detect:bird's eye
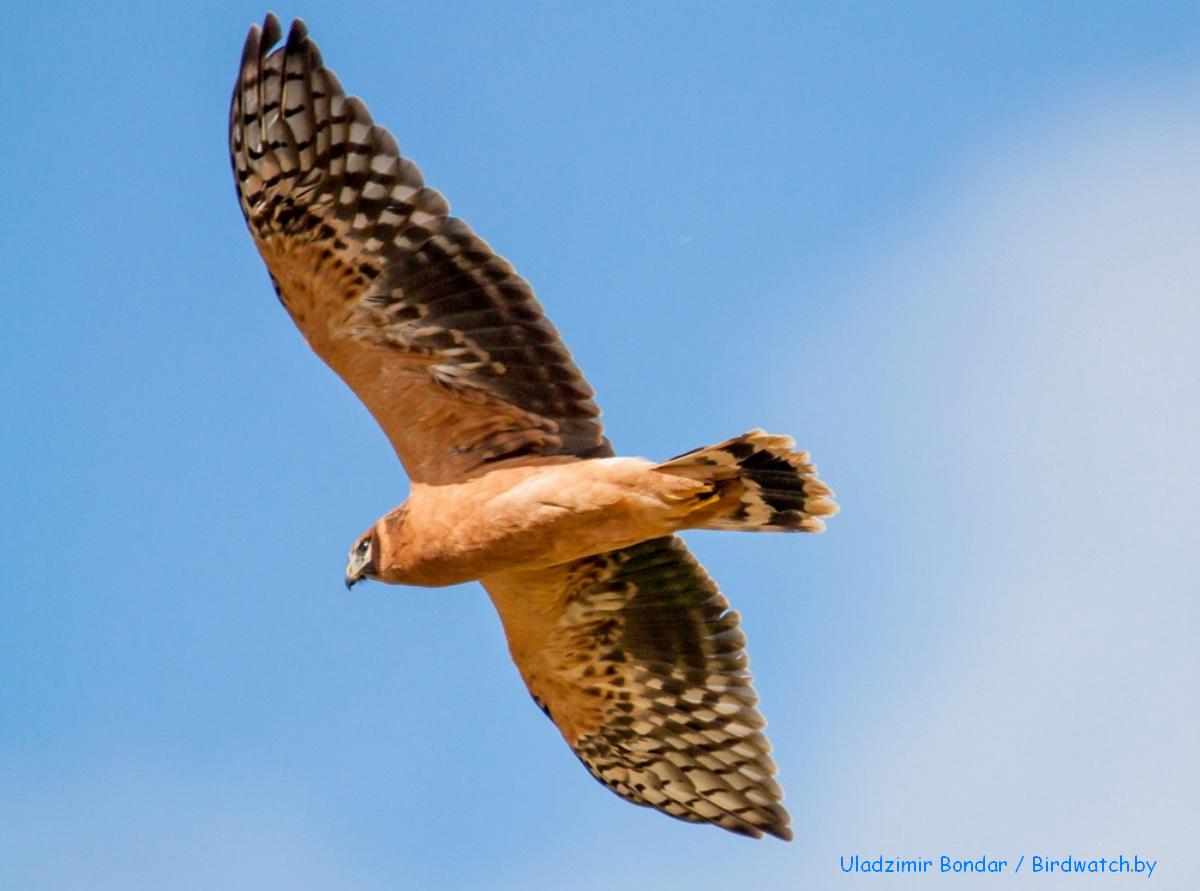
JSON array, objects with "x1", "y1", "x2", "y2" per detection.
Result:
[{"x1": 358, "y1": 539, "x2": 371, "y2": 556}]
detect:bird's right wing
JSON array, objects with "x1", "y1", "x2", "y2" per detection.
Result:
[
  {"x1": 230, "y1": 15, "x2": 611, "y2": 484},
  {"x1": 482, "y1": 536, "x2": 792, "y2": 840}
]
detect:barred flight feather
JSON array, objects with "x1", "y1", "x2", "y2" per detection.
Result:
[
  {"x1": 230, "y1": 14, "x2": 611, "y2": 484},
  {"x1": 484, "y1": 536, "x2": 793, "y2": 841}
]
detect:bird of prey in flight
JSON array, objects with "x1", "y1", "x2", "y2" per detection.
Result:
[{"x1": 229, "y1": 13, "x2": 836, "y2": 840}]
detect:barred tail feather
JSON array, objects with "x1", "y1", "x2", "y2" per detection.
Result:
[{"x1": 658, "y1": 430, "x2": 838, "y2": 532}]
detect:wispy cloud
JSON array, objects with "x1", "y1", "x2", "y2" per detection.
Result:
[{"x1": 761, "y1": 79, "x2": 1200, "y2": 888}]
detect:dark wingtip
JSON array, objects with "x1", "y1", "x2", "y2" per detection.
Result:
[
  {"x1": 286, "y1": 17, "x2": 309, "y2": 47},
  {"x1": 239, "y1": 20, "x2": 262, "y2": 73},
  {"x1": 771, "y1": 822, "x2": 795, "y2": 842},
  {"x1": 278, "y1": 18, "x2": 322, "y2": 73},
  {"x1": 261, "y1": 12, "x2": 283, "y2": 47}
]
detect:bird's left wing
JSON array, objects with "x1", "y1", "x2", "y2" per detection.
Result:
[
  {"x1": 229, "y1": 15, "x2": 611, "y2": 484},
  {"x1": 482, "y1": 536, "x2": 792, "y2": 840}
]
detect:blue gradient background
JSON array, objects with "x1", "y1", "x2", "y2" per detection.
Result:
[{"x1": 2, "y1": 3, "x2": 1197, "y2": 888}]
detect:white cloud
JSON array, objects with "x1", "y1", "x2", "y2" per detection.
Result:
[{"x1": 768, "y1": 79, "x2": 1200, "y2": 888}]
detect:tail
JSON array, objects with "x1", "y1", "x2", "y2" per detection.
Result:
[{"x1": 656, "y1": 430, "x2": 838, "y2": 532}]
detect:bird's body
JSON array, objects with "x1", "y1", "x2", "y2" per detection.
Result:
[
  {"x1": 230, "y1": 13, "x2": 836, "y2": 840},
  {"x1": 369, "y1": 458, "x2": 701, "y2": 587}
]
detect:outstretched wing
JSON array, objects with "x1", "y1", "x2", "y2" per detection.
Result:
[
  {"x1": 229, "y1": 15, "x2": 611, "y2": 484},
  {"x1": 482, "y1": 536, "x2": 792, "y2": 840}
]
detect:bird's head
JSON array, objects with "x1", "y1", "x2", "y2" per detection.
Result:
[{"x1": 345, "y1": 528, "x2": 379, "y2": 589}]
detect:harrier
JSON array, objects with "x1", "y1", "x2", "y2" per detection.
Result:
[{"x1": 230, "y1": 14, "x2": 836, "y2": 840}]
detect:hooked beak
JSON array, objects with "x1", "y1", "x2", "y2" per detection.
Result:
[
  {"x1": 345, "y1": 553, "x2": 374, "y2": 590},
  {"x1": 346, "y1": 531, "x2": 379, "y2": 591}
]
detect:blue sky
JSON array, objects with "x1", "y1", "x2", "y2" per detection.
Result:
[{"x1": 2, "y1": 2, "x2": 1198, "y2": 888}]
